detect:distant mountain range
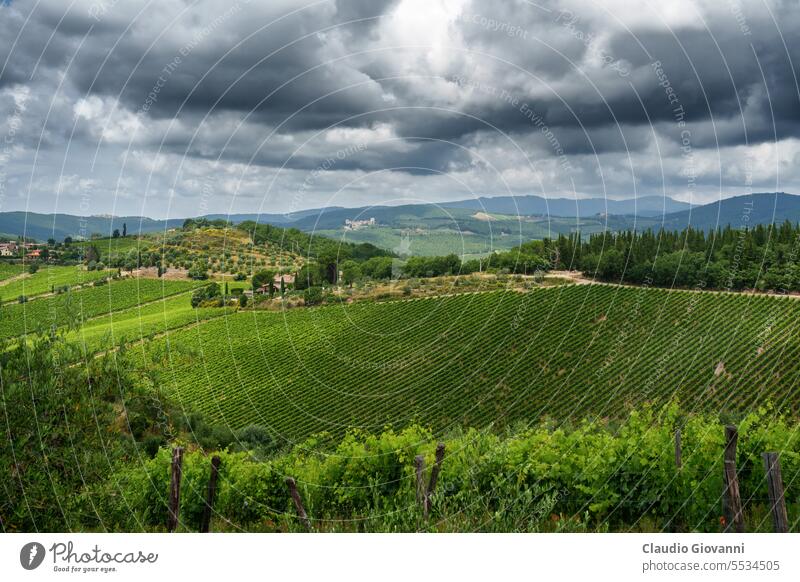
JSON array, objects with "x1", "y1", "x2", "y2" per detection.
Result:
[
  {"x1": 659, "y1": 192, "x2": 800, "y2": 231},
  {"x1": 0, "y1": 212, "x2": 184, "y2": 242},
  {"x1": 443, "y1": 194, "x2": 692, "y2": 217},
  {"x1": 1, "y1": 193, "x2": 798, "y2": 243}
]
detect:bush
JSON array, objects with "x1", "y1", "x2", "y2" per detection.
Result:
[
  {"x1": 188, "y1": 262, "x2": 209, "y2": 280},
  {"x1": 191, "y1": 283, "x2": 221, "y2": 308},
  {"x1": 303, "y1": 286, "x2": 324, "y2": 306}
]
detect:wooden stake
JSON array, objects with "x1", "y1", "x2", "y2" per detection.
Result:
[
  {"x1": 674, "y1": 428, "x2": 682, "y2": 469},
  {"x1": 414, "y1": 455, "x2": 426, "y2": 505},
  {"x1": 167, "y1": 447, "x2": 184, "y2": 532},
  {"x1": 285, "y1": 477, "x2": 311, "y2": 531},
  {"x1": 200, "y1": 455, "x2": 221, "y2": 533},
  {"x1": 424, "y1": 443, "x2": 446, "y2": 518},
  {"x1": 763, "y1": 452, "x2": 789, "y2": 533},
  {"x1": 723, "y1": 425, "x2": 744, "y2": 533}
]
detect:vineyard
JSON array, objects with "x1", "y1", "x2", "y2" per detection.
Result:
[
  {"x1": 69, "y1": 291, "x2": 231, "y2": 352},
  {"x1": 0, "y1": 264, "x2": 114, "y2": 301},
  {"x1": 0, "y1": 278, "x2": 202, "y2": 340},
  {"x1": 144, "y1": 284, "x2": 800, "y2": 440}
]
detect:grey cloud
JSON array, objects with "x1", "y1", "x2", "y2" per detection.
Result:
[{"x1": 1, "y1": 0, "x2": 799, "y2": 217}]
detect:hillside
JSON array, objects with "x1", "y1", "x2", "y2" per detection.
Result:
[
  {"x1": 0, "y1": 212, "x2": 183, "y2": 241},
  {"x1": 661, "y1": 192, "x2": 800, "y2": 231},
  {"x1": 2, "y1": 193, "x2": 796, "y2": 257},
  {"x1": 443, "y1": 194, "x2": 692, "y2": 217},
  {"x1": 140, "y1": 283, "x2": 800, "y2": 441}
]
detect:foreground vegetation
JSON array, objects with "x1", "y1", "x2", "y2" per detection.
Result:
[
  {"x1": 100, "y1": 403, "x2": 800, "y2": 533},
  {"x1": 2, "y1": 333, "x2": 797, "y2": 533}
]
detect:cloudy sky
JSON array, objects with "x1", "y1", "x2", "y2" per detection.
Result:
[{"x1": 0, "y1": 0, "x2": 798, "y2": 218}]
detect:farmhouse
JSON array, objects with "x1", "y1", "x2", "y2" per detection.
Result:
[
  {"x1": 344, "y1": 217, "x2": 376, "y2": 230},
  {"x1": 0, "y1": 242, "x2": 18, "y2": 257},
  {"x1": 255, "y1": 274, "x2": 295, "y2": 295}
]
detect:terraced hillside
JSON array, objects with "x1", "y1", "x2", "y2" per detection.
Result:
[{"x1": 146, "y1": 284, "x2": 800, "y2": 441}]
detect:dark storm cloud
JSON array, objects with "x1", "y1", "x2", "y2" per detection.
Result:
[
  {"x1": 0, "y1": 0, "x2": 799, "y2": 217},
  {"x1": 0, "y1": 2, "x2": 75, "y2": 88},
  {"x1": 8, "y1": 0, "x2": 799, "y2": 152}
]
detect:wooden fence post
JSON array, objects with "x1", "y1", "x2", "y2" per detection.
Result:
[
  {"x1": 424, "y1": 443, "x2": 446, "y2": 518},
  {"x1": 763, "y1": 452, "x2": 789, "y2": 533},
  {"x1": 200, "y1": 455, "x2": 221, "y2": 533},
  {"x1": 167, "y1": 446, "x2": 184, "y2": 532},
  {"x1": 414, "y1": 455, "x2": 426, "y2": 506},
  {"x1": 674, "y1": 428, "x2": 682, "y2": 469},
  {"x1": 722, "y1": 425, "x2": 744, "y2": 533},
  {"x1": 285, "y1": 477, "x2": 311, "y2": 531}
]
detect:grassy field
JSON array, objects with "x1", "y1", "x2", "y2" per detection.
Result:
[
  {"x1": 135, "y1": 284, "x2": 800, "y2": 440},
  {"x1": 0, "y1": 262, "x2": 24, "y2": 282},
  {"x1": 0, "y1": 264, "x2": 114, "y2": 300},
  {"x1": 316, "y1": 226, "x2": 543, "y2": 256}
]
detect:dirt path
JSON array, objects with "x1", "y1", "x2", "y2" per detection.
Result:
[
  {"x1": 548, "y1": 270, "x2": 800, "y2": 300},
  {"x1": 0, "y1": 272, "x2": 30, "y2": 288}
]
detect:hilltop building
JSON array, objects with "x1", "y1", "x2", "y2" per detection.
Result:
[{"x1": 344, "y1": 217, "x2": 376, "y2": 230}]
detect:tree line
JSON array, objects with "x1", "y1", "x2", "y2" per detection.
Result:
[{"x1": 542, "y1": 221, "x2": 800, "y2": 291}]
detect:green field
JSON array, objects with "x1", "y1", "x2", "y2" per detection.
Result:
[
  {"x1": 316, "y1": 227, "x2": 527, "y2": 256},
  {"x1": 68, "y1": 291, "x2": 230, "y2": 352},
  {"x1": 138, "y1": 284, "x2": 800, "y2": 440},
  {"x1": 0, "y1": 277, "x2": 202, "y2": 340},
  {"x1": 0, "y1": 264, "x2": 114, "y2": 300},
  {"x1": 0, "y1": 262, "x2": 24, "y2": 282},
  {"x1": 313, "y1": 213, "x2": 615, "y2": 256}
]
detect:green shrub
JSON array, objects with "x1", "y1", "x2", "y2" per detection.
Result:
[{"x1": 303, "y1": 286, "x2": 323, "y2": 306}]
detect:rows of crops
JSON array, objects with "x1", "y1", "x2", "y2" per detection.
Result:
[
  {"x1": 145, "y1": 284, "x2": 800, "y2": 441},
  {"x1": 0, "y1": 265, "x2": 114, "y2": 301},
  {"x1": 0, "y1": 277, "x2": 202, "y2": 340},
  {"x1": 69, "y1": 291, "x2": 230, "y2": 352}
]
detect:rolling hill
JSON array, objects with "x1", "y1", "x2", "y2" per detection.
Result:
[
  {"x1": 2, "y1": 193, "x2": 797, "y2": 256},
  {"x1": 660, "y1": 192, "x2": 800, "y2": 231},
  {"x1": 442, "y1": 194, "x2": 692, "y2": 217},
  {"x1": 138, "y1": 283, "x2": 800, "y2": 441},
  {"x1": 0, "y1": 212, "x2": 183, "y2": 242}
]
